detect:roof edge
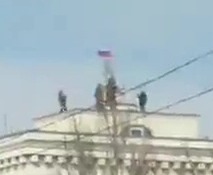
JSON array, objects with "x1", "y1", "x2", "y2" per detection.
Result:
[{"x1": 34, "y1": 108, "x2": 200, "y2": 122}]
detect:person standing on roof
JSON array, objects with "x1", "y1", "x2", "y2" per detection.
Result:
[
  {"x1": 138, "y1": 91, "x2": 147, "y2": 112},
  {"x1": 94, "y1": 83, "x2": 105, "y2": 112},
  {"x1": 58, "y1": 90, "x2": 67, "y2": 113},
  {"x1": 106, "y1": 76, "x2": 117, "y2": 109}
]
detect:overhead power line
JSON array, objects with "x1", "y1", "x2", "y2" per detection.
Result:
[
  {"x1": 124, "y1": 50, "x2": 213, "y2": 94},
  {"x1": 36, "y1": 107, "x2": 94, "y2": 129},
  {"x1": 33, "y1": 86, "x2": 213, "y2": 155},
  {"x1": 37, "y1": 50, "x2": 213, "y2": 130},
  {"x1": 4, "y1": 49, "x2": 212, "y2": 158},
  {"x1": 156, "y1": 87, "x2": 213, "y2": 112},
  {"x1": 90, "y1": 86, "x2": 213, "y2": 138}
]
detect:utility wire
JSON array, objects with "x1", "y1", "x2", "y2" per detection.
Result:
[
  {"x1": 22, "y1": 86, "x2": 210, "y2": 175},
  {"x1": 89, "y1": 86, "x2": 213, "y2": 138},
  {"x1": 2, "y1": 50, "x2": 212, "y2": 161},
  {"x1": 156, "y1": 87, "x2": 213, "y2": 112},
  {"x1": 4, "y1": 50, "x2": 213, "y2": 156},
  {"x1": 37, "y1": 50, "x2": 213, "y2": 130},
  {"x1": 35, "y1": 107, "x2": 93, "y2": 129},
  {"x1": 3, "y1": 50, "x2": 212, "y2": 174},
  {"x1": 123, "y1": 50, "x2": 213, "y2": 94},
  {"x1": 38, "y1": 85, "x2": 213, "y2": 137},
  {"x1": 32, "y1": 86, "x2": 213, "y2": 155}
]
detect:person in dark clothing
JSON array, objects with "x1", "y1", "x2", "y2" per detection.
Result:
[
  {"x1": 106, "y1": 76, "x2": 117, "y2": 109},
  {"x1": 58, "y1": 90, "x2": 67, "y2": 113},
  {"x1": 94, "y1": 83, "x2": 105, "y2": 112},
  {"x1": 138, "y1": 91, "x2": 147, "y2": 112}
]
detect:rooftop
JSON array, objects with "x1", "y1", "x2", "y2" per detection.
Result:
[{"x1": 34, "y1": 103, "x2": 200, "y2": 122}]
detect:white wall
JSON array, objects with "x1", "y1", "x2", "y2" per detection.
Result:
[
  {"x1": 128, "y1": 114, "x2": 199, "y2": 138},
  {"x1": 35, "y1": 109, "x2": 199, "y2": 138}
]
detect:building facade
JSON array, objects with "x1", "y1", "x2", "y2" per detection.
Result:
[{"x1": 0, "y1": 103, "x2": 212, "y2": 175}]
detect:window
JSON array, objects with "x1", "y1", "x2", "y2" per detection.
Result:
[
  {"x1": 128, "y1": 126, "x2": 152, "y2": 138},
  {"x1": 130, "y1": 127, "x2": 145, "y2": 137},
  {"x1": 131, "y1": 129, "x2": 142, "y2": 137}
]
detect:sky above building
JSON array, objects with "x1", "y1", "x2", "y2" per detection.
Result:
[{"x1": 0, "y1": 0, "x2": 213, "y2": 137}]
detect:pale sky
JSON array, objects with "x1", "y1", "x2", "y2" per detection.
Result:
[{"x1": 0, "y1": 0, "x2": 213, "y2": 137}]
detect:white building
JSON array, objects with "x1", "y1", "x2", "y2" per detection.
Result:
[{"x1": 0, "y1": 103, "x2": 212, "y2": 175}]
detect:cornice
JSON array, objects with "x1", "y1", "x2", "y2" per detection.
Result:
[
  {"x1": 0, "y1": 154, "x2": 213, "y2": 172},
  {"x1": 1, "y1": 131, "x2": 213, "y2": 151}
]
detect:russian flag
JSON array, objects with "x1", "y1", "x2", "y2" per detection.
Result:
[{"x1": 98, "y1": 50, "x2": 113, "y2": 60}]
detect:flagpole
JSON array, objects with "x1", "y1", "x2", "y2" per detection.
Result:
[
  {"x1": 98, "y1": 50, "x2": 119, "y2": 175},
  {"x1": 98, "y1": 50, "x2": 114, "y2": 102}
]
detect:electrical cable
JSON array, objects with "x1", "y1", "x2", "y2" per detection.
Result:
[
  {"x1": 37, "y1": 50, "x2": 213, "y2": 130},
  {"x1": 32, "y1": 86, "x2": 213, "y2": 154},
  {"x1": 123, "y1": 50, "x2": 213, "y2": 94}
]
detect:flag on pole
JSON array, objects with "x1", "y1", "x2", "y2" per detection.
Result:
[
  {"x1": 98, "y1": 49, "x2": 114, "y2": 83},
  {"x1": 98, "y1": 50, "x2": 113, "y2": 60}
]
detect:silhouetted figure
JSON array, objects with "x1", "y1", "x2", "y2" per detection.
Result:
[
  {"x1": 138, "y1": 91, "x2": 147, "y2": 112},
  {"x1": 106, "y1": 76, "x2": 117, "y2": 109},
  {"x1": 58, "y1": 90, "x2": 67, "y2": 113},
  {"x1": 94, "y1": 83, "x2": 105, "y2": 112}
]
